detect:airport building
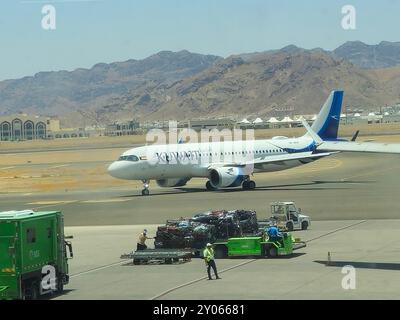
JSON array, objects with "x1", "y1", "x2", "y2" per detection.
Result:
[
  {"x1": 104, "y1": 120, "x2": 141, "y2": 136},
  {"x1": 0, "y1": 113, "x2": 91, "y2": 141},
  {"x1": 181, "y1": 119, "x2": 237, "y2": 130},
  {"x1": 0, "y1": 114, "x2": 60, "y2": 141}
]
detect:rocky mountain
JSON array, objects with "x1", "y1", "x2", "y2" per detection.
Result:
[
  {"x1": 110, "y1": 49, "x2": 399, "y2": 121},
  {"x1": 333, "y1": 41, "x2": 400, "y2": 69},
  {"x1": 0, "y1": 50, "x2": 221, "y2": 121},
  {"x1": 236, "y1": 45, "x2": 308, "y2": 62},
  {"x1": 1, "y1": 41, "x2": 400, "y2": 125}
]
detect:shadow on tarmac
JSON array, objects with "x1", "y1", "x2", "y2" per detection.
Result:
[
  {"x1": 314, "y1": 260, "x2": 400, "y2": 271},
  {"x1": 118, "y1": 180, "x2": 375, "y2": 198},
  {"x1": 44, "y1": 289, "x2": 75, "y2": 300},
  {"x1": 219, "y1": 252, "x2": 306, "y2": 260}
]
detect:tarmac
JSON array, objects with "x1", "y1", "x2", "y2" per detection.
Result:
[
  {"x1": 57, "y1": 220, "x2": 400, "y2": 300},
  {"x1": 1, "y1": 152, "x2": 400, "y2": 299},
  {"x1": 1, "y1": 153, "x2": 400, "y2": 224}
]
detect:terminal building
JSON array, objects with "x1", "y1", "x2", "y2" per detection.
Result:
[
  {"x1": 180, "y1": 119, "x2": 237, "y2": 131},
  {"x1": 0, "y1": 114, "x2": 60, "y2": 141},
  {"x1": 0, "y1": 114, "x2": 90, "y2": 141},
  {"x1": 104, "y1": 120, "x2": 141, "y2": 136}
]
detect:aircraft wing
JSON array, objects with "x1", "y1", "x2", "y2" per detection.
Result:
[
  {"x1": 317, "y1": 141, "x2": 400, "y2": 154},
  {"x1": 210, "y1": 151, "x2": 335, "y2": 168},
  {"x1": 301, "y1": 118, "x2": 400, "y2": 154}
]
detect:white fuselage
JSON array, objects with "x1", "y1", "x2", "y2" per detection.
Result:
[{"x1": 107, "y1": 135, "x2": 317, "y2": 181}]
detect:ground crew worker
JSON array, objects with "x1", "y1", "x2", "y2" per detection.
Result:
[
  {"x1": 266, "y1": 225, "x2": 282, "y2": 242},
  {"x1": 203, "y1": 243, "x2": 221, "y2": 280},
  {"x1": 137, "y1": 229, "x2": 152, "y2": 251}
]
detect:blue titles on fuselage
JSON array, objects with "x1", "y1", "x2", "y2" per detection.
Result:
[{"x1": 156, "y1": 151, "x2": 200, "y2": 163}]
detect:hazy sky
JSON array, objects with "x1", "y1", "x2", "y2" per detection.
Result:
[{"x1": 1, "y1": 0, "x2": 400, "y2": 80}]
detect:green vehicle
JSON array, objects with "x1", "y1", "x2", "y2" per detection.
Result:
[
  {"x1": 0, "y1": 210, "x2": 73, "y2": 300},
  {"x1": 213, "y1": 233, "x2": 306, "y2": 258}
]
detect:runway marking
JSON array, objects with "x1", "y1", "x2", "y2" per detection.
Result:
[
  {"x1": 28, "y1": 200, "x2": 76, "y2": 205},
  {"x1": 0, "y1": 166, "x2": 16, "y2": 170},
  {"x1": 70, "y1": 261, "x2": 128, "y2": 278},
  {"x1": 50, "y1": 164, "x2": 70, "y2": 169},
  {"x1": 344, "y1": 164, "x2": 400, "y2": 181},
  {"x1": 150, "y1": 260, "x2": 256, "y2": 300},
  {"x1": 305, "y1": 220, "x2": 367, "y2": 243},
  {"x1": 274, "y1": 159, "x2": 343, "y2": 177},
  {"x1": 81, "y1": 199, "x2": 131, "y2": 203}
]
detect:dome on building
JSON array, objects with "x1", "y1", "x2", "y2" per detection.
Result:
[
  {"x1": 267, "y1": 117, "x2": 279, "y2": 123},
  {"x1": 281, "y1": 116, "x2": 294, "y2": 123}
]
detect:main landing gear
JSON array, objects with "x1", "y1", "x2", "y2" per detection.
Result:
[
  {"x1": 205, "y1": 179, "x2": 256, "y2": 191},
  {"x1": 242, "y1": 179, "x2": 256, "y2": 190},
  {"x1": 206, "y1": 181, "x2": 217, "y2": 191},
  {"x1": 141, "y1": 180, "x2": 150, "y2": 196}
]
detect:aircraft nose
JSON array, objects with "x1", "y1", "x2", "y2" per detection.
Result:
[{"x1": 107, "y1": 162, "x2": 128, "y2": 179}]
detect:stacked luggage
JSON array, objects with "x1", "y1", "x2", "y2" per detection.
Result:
[
  {"x1": 154, "y1": 220, "x2": 194, "y2": 249},
  {"x1": 155, "y1": 209, "x2": 258, "y2": 249},
  {"x1": 191, "y1": 223, "x2": 217, "y2": 249},
  {"x1": 192, "y1": 210, "x2": 241, "y2": 239},
  {"x1": 233, "y1": 210, "x2": 258, "y2": 234}
]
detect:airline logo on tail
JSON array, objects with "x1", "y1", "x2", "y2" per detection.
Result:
[{"x1": 311, "y1": 90, "x2": 344, "y2": 141}]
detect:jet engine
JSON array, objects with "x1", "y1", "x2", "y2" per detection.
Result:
[
  {"x1": 209, "y1": 167, "x2": 246, "y2": 188},
  {"x1": 156, "y1": 177, "x2": 191, "y2": 188}
]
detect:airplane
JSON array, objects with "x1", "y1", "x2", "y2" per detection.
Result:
[{"x1": 108, "y1": 90, "x2": 400, "y2": 195}]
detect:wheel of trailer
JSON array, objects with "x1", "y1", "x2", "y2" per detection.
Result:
[
  {"x1": 248, "y1": 181, "x2": 256, "y2": 190},
  {"x1": 301, "y1": 221, "x2": 308, "y2": 230},
  {"x1": 165, "y1": 258, "x2": 172, "y2": 264},
  {"x1": 214, "y1": 245, "x2": 228, "y2": 259},
  {"x1": 268, "y1": 247, "x2": 278, "y2": 258},
  {"x1": 286, "y1": 222, "x2": 294, "y2": 231},
  {"x1": 142, "y1": 189, "x2": 149, "y2": 196},
  {"x1": 133, "y1": 259, "x2": 140, "y2": 265},
  {"x1": 56, "y1": 277, "x2": 64, "y2": 294},
  {"x1": 173, "y1": 258, "x2": 179, "y2": 263}
]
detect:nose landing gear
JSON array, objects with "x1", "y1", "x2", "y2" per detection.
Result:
[{"x1": 141, "y1": 180, "x2": 150, "y2": 196}]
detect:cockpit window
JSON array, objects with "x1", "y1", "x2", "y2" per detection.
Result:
[{"x1": 118, "y1": 155, "x2": 139, "y2": 162}]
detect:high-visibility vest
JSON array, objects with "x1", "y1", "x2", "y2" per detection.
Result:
[{"x1": 203, "y1": 248, "x2": 214, "y2": 262}]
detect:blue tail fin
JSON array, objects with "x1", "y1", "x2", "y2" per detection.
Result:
[{"x1": 311, "y1": 90, "x2": 343, "y2": 141}]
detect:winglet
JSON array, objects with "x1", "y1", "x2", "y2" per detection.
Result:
[
  {"x1": 351, "y1": 130, "x2": 360, "y2": 142},
  {"x1": 301, "y1": 118, "x2": 323, "y2": 145}
]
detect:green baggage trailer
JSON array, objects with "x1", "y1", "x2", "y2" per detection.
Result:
[
  {"x1": 0, "y1": 210, "x2": 73, "y2": 300},
  {"x1": 213, "y1": 233, "x2": 306, "y2": 258}
]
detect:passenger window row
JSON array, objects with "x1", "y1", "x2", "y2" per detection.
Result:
[
  {"x1": 118, "y1": 149, "x2": 284, "y2": 161},
  {"x1": 197, "y1": 149, "x2": 284, "y2": 157}
]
